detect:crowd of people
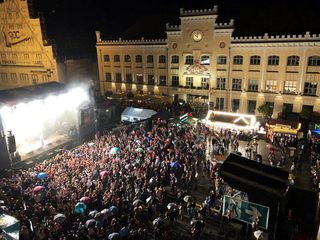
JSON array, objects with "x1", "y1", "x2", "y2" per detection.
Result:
[
  {"x1": 309, "y1": 136, "x2": 320, "y2": 192},
  {"x1": 0, "y1": 119, "x2": 225, "y2": 240}
]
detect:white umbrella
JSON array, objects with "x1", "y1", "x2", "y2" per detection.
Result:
[
  {"x1": 167, "y1": 202, "x2": 177, "y2": 210},
  {"x1": 53, "y1": 213, "x2": 66, "y2": 223},
  {"x1": 254, "y1": 230, "x2": 267, "y2": 240},
  {"x1": 183, "y1": 195, "x2": 194, "y2": 203}
]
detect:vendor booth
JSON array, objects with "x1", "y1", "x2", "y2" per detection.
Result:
[
  {"x1": 121, "y1": 107, "x2": 157, "y2": 123},
  {"x1": 266, "y1": 119, "x2": 301, "y2": 140},
  {"x1": 204, "y1": 110, "x2": 260, "y2": 131}
]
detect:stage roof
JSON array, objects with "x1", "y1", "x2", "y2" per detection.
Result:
[{"x1": 0, "y1": 82, "x2": 66, "y2": 106}]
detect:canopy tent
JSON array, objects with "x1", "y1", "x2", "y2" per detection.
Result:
[
  {"x1": 153, "y1": 109, "x2": 172, "y2": 120},
  {"x1": 121, "y1": 107, "x2": 157, "y2": 123},
  {"x1": 266, "y1": 119, "x2": 301, "y2": 135}
]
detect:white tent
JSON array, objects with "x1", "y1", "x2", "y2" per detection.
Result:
[{"x1": 121, "y1": 107, "x2": 157, "y2": 123}]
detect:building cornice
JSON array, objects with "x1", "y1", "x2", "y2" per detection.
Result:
[{"x1": 96, "y1": 37, "x2": 167, "y2": 46}]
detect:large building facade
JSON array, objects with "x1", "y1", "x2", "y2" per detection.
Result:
[
  {"x1": 96, "y1": 6, "x2": 320, "y2": 117},
  {"x1": 0, "y1": 0, "x2": 59, "y2": 89}
]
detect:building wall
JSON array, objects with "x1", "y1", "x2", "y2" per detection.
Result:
[
  {"x1": 0, "y1": 0, "x2": 59, "y2": 89},
  {"x1": 96, "y1": 6, "x2": 320, "y2": 116}
]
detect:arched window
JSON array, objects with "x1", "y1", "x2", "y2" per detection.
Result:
[
  {"x1": 159, "y1": 55, "x2": 166, "y2": 63},
  {"x1": 233, "y1": 55, "x2": 243, "y2": 65},
  {"x1": 171, "y1": 55, "x2": 179, "y2": 64},
  {"x1": 185, "y1": 55, "x2": 194, "y2": 65},
  {"x1": 308, "y1": 56, "x2": 320, "y2": 66},
  {"x1": 201, "y1": 55, "x2": 210, "y2": 65},
  {"x1": 135, "y1": 55, "x2": 142, "y2": 63},
  {"x1": 217, "y1": 56, "x2": 227, "y2": 65},
  {"x1": 147, "y1": 55, "x2": 153, "y2": 63},
  {"x1": 103, "y1": 54, "x2": 110, "y2": 62},
  {"x1": 114, "y1": 55, "x2": 120, "y2": 62},
  {"x1": 250, "y1": 55, "x2": 261, "y2": 65},
  {"x1": 287, "y1": 56, "x2": 300, "y2": 66},
  {"x1": 268, "y1": 55, "x2": 279, "y2": 65},
  {"x1": 124, "y1": 55, "x2": 131, "y2": 62}
]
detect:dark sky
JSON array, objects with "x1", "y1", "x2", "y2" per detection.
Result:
[{"x1": 29, "y1": 0, "x2": 320, "y2": 59}]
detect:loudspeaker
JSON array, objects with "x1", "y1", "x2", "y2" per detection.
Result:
[{"x1": 6, "y1": 134, "x2": 16, "y2": 154}]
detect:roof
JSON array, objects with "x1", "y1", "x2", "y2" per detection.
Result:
[
  {"x1": 121, "y1": 107, "x2": 157, "y2": 120},
  {"x1": 266, "y1": 118, "x2": 300, "y2": 129},
  {"x1": 0, "y1": 82, "x2": 66, "y2": 106},
  {"x1": 218, "y1": 153, "x2": 289, "y2": 200}
]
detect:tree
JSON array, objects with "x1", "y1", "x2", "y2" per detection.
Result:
[
  {"x1": 257, "y1": 103, "x2": 273, "y2": 119},
  {"x1": 299, "y1": 107, "x2": 312, "y2": 120}
]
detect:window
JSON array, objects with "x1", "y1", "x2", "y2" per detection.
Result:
[
  {"x1": 31, "y1": 74, "x2": 38, "y2": 84},
  {"x1": 266, "y1": 80, "x2": 277, "y2": 92},
  {"x1": 287, "y1": 56, "x2": 299, "y2": 66},
  {"x1": 159, "y1": 55, "x2": 166, "y2": 63},
  {"x1": 10, "y1": 73, "x2": 17, "y2": 83},
  {"x1": 104, "y1": 54, "x2": 110, "y2": 62},
  {"x1": 248, "y1": 80, "x2": 259, "y2": 92},
  {"x1": 185, "y1": 55, "x2": 194, "y2": 65},
  {"x1": 136, "y1": 74, "x2": 143, "y2": 84},
  {"x1": 248, "y1": 100, "x2": 256, "y2": 114},
  {"x1": 42, "y1": 75, "x2": 49, "y2": 82},
  {"x1": 233, "y1": 55, "x2": 243, "y2": 65},
  {"x1": 304, "y1": 82, "x2": 317, "y2": 96},
  {"x1": 20, "y1": 73, "x2": 29, "y2": 84},
  {"x1": 216, "y1": 78, "x2": 226, "y2": 90},
  {"x1": 159, "y1": 76, "x2": 166, "y2": 86},
  {"x1": 12, "y1": 54, "x2": 18, "y2": 60},
  {"x1": 217, "y1": 56, "x2": 227, "y2": 65},
  {"x1": 232, "y1": 99, "x2": 240, "y2": 112},
  {"x1": 265, "y1": 102, "x2": 274, "y2": 115},
  {"x1": 201, "y1": 77, "x2": 209, "y2": 89},
  {"x1": 23, "y1": 54, "x2": 29, "y2": 60},
  {"x1": 284, "y1": 81, "x2": 297, "y2": 93},
  {"x1": 114, "y1": 55, "x2": 120, "y2": 62},
  {"x1": 36, "y1": 54, "x2": 41, "y2": 60},
  {"x1": 268, "y1": 55, "x2": 279, "y2": 65},
  {"x1": 125, "y1": 73, "x2": 132, "y2": 83},
  {"x1": 124, "y1": 55, "x2": 131, "y2": 63},
  {"x1": 186, "y1": 77, "x2": 193, "y2": 87},
  {"x1": 172, "y1": 75, "x2": 179, "y2": 86},
  {"x1": 201, "y1": 55, "x2": 210, "y2": 65},
  {"x1": 308, "y1": 56, "x2": 320, "y2": 66},
  {"x1": 105, "y1": 72, "x2": 112, "y2": 81},
  {"x1": 171, "y1": 55, "x2": 179, "y2": 64},
  {"x1": 216, "y1": 97, "x2": 224, "y2": 110},
  {"x1": 147, "y1": 55, "x2": 153, "y2": 63},
  {"x1": 135, "y1": 55, "x2": 142, "y2": 63},
  {"x1": 232, "y1": 79, "x2": 242, "y2": 91},
  {"x1": 0, "y1": 73, "x2": 8, "y2": 83},
  {"x1": 148, "y1": 75, "x2": 154, "y2": 85},
  {"x1": 115, "y1": 73, "x2": 122, "y2": 82},
  {"x1": 250, "y1": 55, "x2": 261, "y2": 65}
]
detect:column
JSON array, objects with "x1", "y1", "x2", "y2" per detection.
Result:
[{"x1": 273, "y1": 94, "x2": 284, "y2": 117}]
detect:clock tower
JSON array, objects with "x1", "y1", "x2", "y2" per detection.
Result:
[{"x1": 0, "y1": 0, "x2": 59, "y2": 89}]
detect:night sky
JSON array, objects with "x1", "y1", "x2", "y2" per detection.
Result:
[{"x1": 29, "y1": 0, "x2": 320, "y2": 59}]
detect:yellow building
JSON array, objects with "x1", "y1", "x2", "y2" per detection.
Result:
[
  {"x1": 96, "y1": 5, "x2": 320, "y2": 116},
  {"x1": 0, "y1": 0, "x2": 59, "y2": 89}
]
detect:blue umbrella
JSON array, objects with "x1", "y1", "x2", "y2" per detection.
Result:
[
  {"x1": 109, "y1": 206, "x2": 118, "y2": 215},
  {"x1": 37, "y1": 172, "x2": 48, "y2": 179},
  {"x1": 74, "y1": 202, "x2": 87, "y2": 214},
  {"x1": 110, "y1": 147, "x2": 120, "y2": 155},
  {"x1": 170, "y1": 161, "x2": 180, "y2": 169}
]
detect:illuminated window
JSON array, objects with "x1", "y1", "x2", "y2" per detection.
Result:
[
  {"x1": 201, "y1": 77, "x2": 209, "y2": 89},
  {"x1": 216, "y1": 97, "x2": 224, "y2": 110},
  {"x1": 232, "y1": 79, "x2": 242, "y2": 91},
  {"x1": 159, "y1": 55, "x2": 166, "y2": 63},
  {"x1": 233, "y1": 55, "x2": 243, "y2": 65},
  {"x1": 201, "y1": 55, "x2": 210, "y2": 65},
  {"x1": 304, "y1": 82, "x2": 317, "y2": 96},
  {"x1": 216, "y1": 78, "x2": 226, "y2": 89},
  {"x1": 171, "y1": 55, "x2": 179, "y2": 64},
  {"x1": 308, "y1": 56, "x2": 320, "y2": 66},
  {"x1": 147, "y1": 55, "x2": 153, "y2": 63},
  {"x1": 124, "y1": 55, "x2": 131, "y2": 63},
  {"x1": 248, "y1": 80, "x2": 258, "y2": 92},
  {"x1": 103, "y1": 55, "x2": 110, "y2": 62},
  {"x1": 136, "y1": 74, "x2": 143, "y2": 84},
  {"x1": 185, "y1": 55, "x2": 194, "y2": 65},
  {"x1": 250, "y1": 55, "x2": 261, "y2": 65},
  {"x1": 268, "y1": 55, "x2": 279, "y2": 65},
  {"x1": 266, "y1": 80, "x2": 277, "y2": 92},
  {"x1": 287, "y1": 56, "x2": 300, "y2": 66},
  {"x1": 217, "y1": 56, "x2": 227, "y2": 65},
  {"x1": 159, "y1": 75, "x2": 166, "y2": 86},
  {"x1": 186, "y1": 77, "x2": 193, "y2": 87},
  {"x1": 283, "y1": 81, "x2": 297, "y2": 93},
  {"x1": 172, "y1": 75, "x2": 179, "y2": 86},
  {"x1": 135, "y1": 55, "x2": 142, "y2": 63},
  {"x1": 115, "y1": 73, "x2": 121, "y2": 82},
  {"x1": 114, "y1": 55, "x2": 120, "y2": 62}
]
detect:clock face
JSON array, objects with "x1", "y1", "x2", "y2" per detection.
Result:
[
  {"x1": 192, "y1": 30, "x2": 203, "y2": 42},
  {"x1": 172, "y1": 42, "x2": 177, "y2": 49},
  {"x1": 219, "y1": 42, "x2": 226, "y2": 48}
]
